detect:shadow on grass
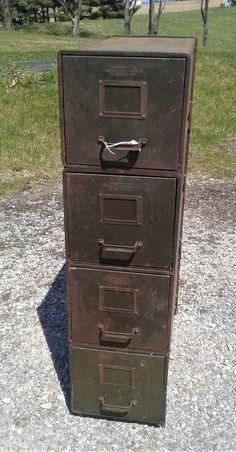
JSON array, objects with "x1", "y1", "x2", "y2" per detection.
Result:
[
  {"x1": 37, "y1": 264, "x2": 70, "y2": 411},
  {"x1": 14, "y1": 22, "x2": 103, "y2": 38},
  {"x1": 79, "y1": 29, "x2": 97, "y2": 38}
]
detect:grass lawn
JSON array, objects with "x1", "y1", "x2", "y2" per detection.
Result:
[{"x1": 0, "y1": 7, "x2": 236, "y2": 194}]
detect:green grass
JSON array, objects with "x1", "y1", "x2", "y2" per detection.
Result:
[
  {"x1": 0, "y1": 67, "x2": 60, "y2": 194},
  {"x1": 1, "y1": 8, "x2": 236, "y2": 60},
  {"x1": 0, "y1": 7, "x2": 236, "y2": 194}
]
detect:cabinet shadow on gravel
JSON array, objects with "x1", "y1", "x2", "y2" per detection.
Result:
[{"x1": 37, "y1": 264, "x2": 70, "y2": 411}]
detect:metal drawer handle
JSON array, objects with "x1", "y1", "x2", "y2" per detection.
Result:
[
  {"x1": 98, "y1": 323, "x2": 140, "y2": 344},
  {"x1": 97, "y1": 136, "x2": 148, "y2": 155},
  {"x1": 98, "y1": 239, "x2": 143, "y2": 254},
  {"x1": 98, "y1": 396, "x2": 137, "y2": 414}
]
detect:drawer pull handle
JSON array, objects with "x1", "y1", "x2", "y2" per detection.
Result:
[
  {"x1": 97, "y1": 136, "x2": 148, "y2": 155},
  {"x1": 98, "y1": 396, "x2": 137, "y2": 414},
  {"x1": 98, "y1": 323, "x2": 140, "y2": 344},
  {"x1": 98, "y1": 239, "x2": 143, "y2": 254}
]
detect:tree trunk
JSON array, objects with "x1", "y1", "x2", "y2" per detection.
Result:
[
  {"x1": 72, "y1": 0, "x2": 82, "y2": 37},
  {"x1": 53, "y1": 6, "x2": 57, "y2": 22},
  {"x1": 16, "y1": 2, "x2": 23, "y2": 25},
  {"x1": 124, "y1": 0, "x2": 130, "y2": 36},
  {"x1": 0, "y1": 0, "x2": 14, "y2": 30},
  {"x1": 149, "y1": 0, "x2": 166, "y2": 36},
  {"x1": 148, "y1": 0, "x2": 155, "y2": 35},
  {"x1": 201, "y1": 0, "x2": 209, "y2": 47},
  {"x1": 153, "y1": 7, "x2": 162, "y2": 34},
  {"x1": 154, "y1": 15, "x2": 161, "y2": 34},
  {"x1": 202, "y1": 22, "x2": 208, "y2": 46},
  {"x1": 42, "y1": 7, "x2": 45, "y2": 22},
  {"x1": 154, "y1": 0, "x2": 166, "y2": 34},
  {"x1": 124, "y1": 20, "x2": 130, "y2": 35}
]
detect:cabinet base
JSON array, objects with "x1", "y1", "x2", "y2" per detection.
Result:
[{"x1": 69, "y1": 346, "x2": 168, "y2": 426}]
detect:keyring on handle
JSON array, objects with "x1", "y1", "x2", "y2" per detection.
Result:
[{"x1": 97, "y1": 136, "x2": 148, "y2": 155}]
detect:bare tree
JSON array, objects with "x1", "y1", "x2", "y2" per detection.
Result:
[
  {"x1": 72, "y1": 0, "x2": 83, "y2": 37},
  {"x1": 201, "y1": 0, "x2": 209, "y2": 46},
  {"x1": 148, "y1": 0, "x2": 155, "y2": 35},
  {"x1": 0, "y1": 0, "x2": 14, "y2": 30},
  {"x1": 124, "y1": 0, "x2": 138, "y2": 35},
  {"x1": 58, "y1": 0, "x2": 83, "y2": 37},
  {"x1": 148, "y1": 0, "x2": 167, "y2": 35}
]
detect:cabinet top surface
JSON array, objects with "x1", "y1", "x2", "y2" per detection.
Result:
[{"x1": 59, "y1": 36, "x2": 197, "y2": 58}]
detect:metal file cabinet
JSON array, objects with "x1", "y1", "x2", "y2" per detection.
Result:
[{"x1": 58, "y1": 36, "x2": 197, "y2": 425}]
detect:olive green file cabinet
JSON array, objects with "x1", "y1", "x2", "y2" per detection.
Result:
[{"x1": 58, "y1": 36, "x2": 197, "y2": 426}]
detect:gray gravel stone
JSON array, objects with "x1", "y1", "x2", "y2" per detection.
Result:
[
  {"x1": 0, "y1": 60, "x2": 56, "y2": 72},
  {"x1": 0, "y1": 175, "x2": 235, "y2": 452}
]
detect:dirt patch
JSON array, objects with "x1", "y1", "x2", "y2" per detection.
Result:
[{"x1": 137, "y1": 0, "x2": 221, "y2": 15}]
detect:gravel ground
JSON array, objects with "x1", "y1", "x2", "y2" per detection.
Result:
[
  {"x1": 14, "y1": 60, "x2": 57, "y2": 72},
  {"x1": 0, "y1": 60, "x2": 56, "y2": 72},
  {"x1": 0, "y1": 175, "x2": 235, "y2": 452}
]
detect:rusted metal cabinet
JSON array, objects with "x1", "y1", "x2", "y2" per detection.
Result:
[{"x1": 58, "y1": 37, "x2": 197, "y2": 426}]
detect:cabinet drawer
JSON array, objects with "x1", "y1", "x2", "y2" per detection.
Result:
[
  {"x1": 60, "y1": 55, "x2": 186, "y2": 171},
  {"x1": 70, "y1": 347, "x2": 167, "y2": 425},
  {"x1": 68, "y1": 267, "x2": 171, "y2": 354},
  {"x1": 65, "y1": 173, "x2": 176, "y2": 270}
]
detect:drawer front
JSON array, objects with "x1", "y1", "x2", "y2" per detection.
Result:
[
  {"x1": 70, "y1": 347, "x2": 167, "y2": 425},
  {"x1": 61, "y1": 55, "x2": 186, "y2": 171},
  {"x1": 65, "y1": 173, "x2": 176, "y2": 270},
  {"x1": 68, "y1": 267, "x2": 171, "y2": 354}
]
